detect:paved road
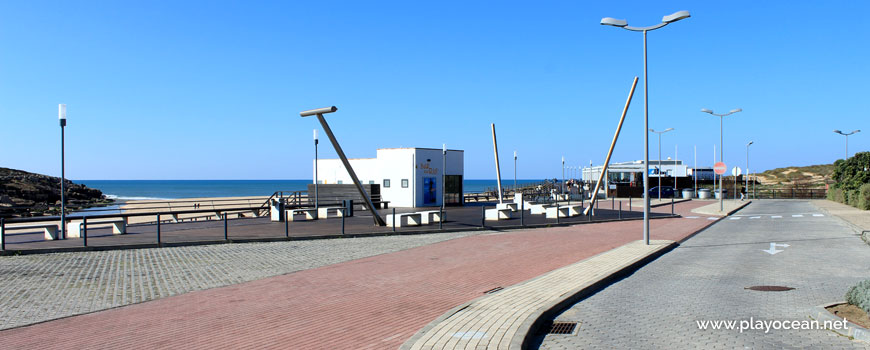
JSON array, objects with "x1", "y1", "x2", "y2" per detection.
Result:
[
  {"x1": 0, "y1": 201, "x2": 711, "y2": 349},
  {"x1": 536, "y1": 200, "x2": 870, "y2": 349}
]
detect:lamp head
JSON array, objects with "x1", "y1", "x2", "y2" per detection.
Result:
[
  {"x1": 514, "y1": 150, "x2": 517, "y2": 159},
  {"x1": 730, "y1": 108, "x2": 743, "y2": 114},
  {"x1": 701, "y1": 108, "x2": 713, "y2": 114},
  {"x1": 313, "y1": 129, "x2": 318, "y2": 141},
  {"x1": 443, "y1": 144, "x2": 447, "y2": 153},
  {"x1": 664, "y1": 127, "x2": 674, "y2": 132},
  {"x1": 600, "y1": 17, "x2": 627, "y2": 27},
  {"x1": 853, "y1": 130, "x2": 862, "y2": 134},
  {"x1": 833, "y1": 129, "x2": 842, "y2": 134},
  {"x1": 662, "y1": 10, "x2": 691, "y2": 23},
  {"x1": 300, "y1": 106, "x2": 338, "y2": 117},
  {"x1": 748, "y1": 141, "x2": 754, "y2": 146},
  {"x1": 58, "y1": 104, "x2": 66, "y2": 120}
]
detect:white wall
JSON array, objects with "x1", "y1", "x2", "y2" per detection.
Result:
[{"x1": 377, "y1": 149, "x2": 415, "y2": 207}]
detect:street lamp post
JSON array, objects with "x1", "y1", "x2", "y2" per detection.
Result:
[
  {"x1": 746, "y1": 141, "x2": 753, "y2": 199},
  {"x1": 649, "y1": 128, "x2": 674, "y2": 201},
  {"x1": 701, "y1": 108, "x2": 743, "y2": 212},
  {"x1": 601, "y1": 10, "x2": 690, "y2": 245},
  {"x1": 59, "y1": 104, "x2": 67, "y2": 240},
  {"x1": 442, "y1": 144, "x2": 447, "y2": 209},
  {"x1": 833, "y1": 129, "x2": 861, "y2": 159},
  {"x1": 514, "y1": 150, "x2": 517, "y2": 191},
  {"x1": 561, "y1": 156, "x2": 565, "y2": 197},
  {"x1": 314, "y1": 129, "x2": 319, "y2": 217}
]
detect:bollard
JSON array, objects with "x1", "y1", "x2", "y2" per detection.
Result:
[
  {"x1": 341, "y1": 211, "x2": 345, "y2": 235},
  {"x1": 556, "y1": 203, "x2": 560, "y2": 224},
  {"x1": 392, "y1": 208, "x2": 396, "y2": 232},
  {"x1": 671, "y1": 195, "x2": 674, "y2": 215},
  {"x1": 0, "y1": 217, "x2": 4, "y2": 251},
  {"x1": 481, "y1": 206, "x2": 485, "y2": 228},
  {"x1": 284, "y1": 215, "x2": 289, "y2": 238},
  {"x1": 439, "y1": 206, "x2": 443, "y2": 230},
  {"x1": 612, "y1": 196, "x2": 615, "y2": 210},
  {"x1": 157, "y1": 214, "x2": 162, "y2": 247},
  {"x1": 223, "y1": 212, "x2": 228, "y2": 241},
  {"x1": 619, "y1": 202, "x2": 622, "y2": 220},
  {"x1": 82, "y1": 217, "x2": 88, "y2": 247},
  {"x1": 629, "y1": 193, "x2": 632, "y2": 212}
]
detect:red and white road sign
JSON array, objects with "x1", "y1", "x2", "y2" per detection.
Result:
[{"x1": 714, "y1": 162, "x2": 727, "y2": 175}]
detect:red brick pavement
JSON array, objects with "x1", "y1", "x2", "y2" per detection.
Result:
[{"x1": 0, "y1": 201, "x2": 716, "y2": 350}]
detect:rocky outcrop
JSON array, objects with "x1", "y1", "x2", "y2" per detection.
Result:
[{"x1": 0, "y1": 167, "x2": 110, "y2": 216}]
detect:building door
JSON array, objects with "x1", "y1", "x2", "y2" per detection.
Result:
[
  {"x1": 423, "y1": 177, "x2": 437, "y2": 205},
  {"x1": 445, "y1": 175, "x2": 463, "y2": 205}
]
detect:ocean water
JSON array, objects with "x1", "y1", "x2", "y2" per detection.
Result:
[{"x1": 78, "y1": 179, "x2": 549, "y2": 200}]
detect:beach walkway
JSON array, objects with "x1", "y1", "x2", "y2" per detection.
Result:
[{"x1": 0, "y1": 201, "x2": 715, "y2": 349}]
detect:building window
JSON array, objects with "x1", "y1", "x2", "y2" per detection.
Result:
[
  {"x1": 369, "y1": 180, "x2": 375, "y2": 184},
  {"x1": 401, "y1": 179, "x2": 409, "y2": 188},
  {"x1": 337, "y1": 180, "x2": 343, "y2": 184},
  {"x1": 383, "y1": 179, "x2": 391, "y2": 188}
]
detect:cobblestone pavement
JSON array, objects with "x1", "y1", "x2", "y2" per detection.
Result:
[
  {"x1": 0, "y1": 230, "x2": 480, "y2": 330},
  {"x1": 536, "y1": 200, "x2": 870, "y2": 349}
]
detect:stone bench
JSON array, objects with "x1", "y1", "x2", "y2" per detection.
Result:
[
  {"x1": 496, "y1": 202, "x2": 518, "y2": 212},
  {"x1": 417, "y1": 210, "x2": 445, "y2": 225},
  {"x1": 0, "y1": 224, "x2": 59, "y2": 240},
  {"x1": 317, "y1": 207, "x2": 345, "y2": 219},
  {"x1": 485, "y1": 208, "x2": 512, "y2": 221},
  {"x1": 67, "y1": 218, "x2": 126, "y2": 238},
  {"x1": 565, "y1": 204, "x2": 583, "y2": 216},
  {"x1": 545, "y1": 206, "x2": 571, "y2": 219},
  {"x1": 386, "y1": 213, "x2": 422, "y2": 227},
  {"x1": 286, "y1": 209, "x2": 317, "y2": 221},
  {"x1": 529, "y1": 204, "x2": 553, "y2": 215}
]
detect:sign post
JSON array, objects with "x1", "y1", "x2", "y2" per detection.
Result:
[
  {"x1": 714, "y1": 162, "x2": 726, "y2": 210},
  {"x1": 731, "y1": 166, "x2": 742, "y2": 200}
]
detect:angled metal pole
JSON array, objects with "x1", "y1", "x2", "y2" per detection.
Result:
[
  {"x1": 300, "y1": 107, "x2": 385, "y2": 226},
  {"x1": 491, "y1": 124, "x2": 504, "y2": 203}
]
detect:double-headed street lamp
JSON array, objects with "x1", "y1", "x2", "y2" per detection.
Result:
[
  {"x1": 833, "y1": 129, "x2": 861, "y2": 159},
  {"x1": 701, "y1": 108, "x2": 742, "y2": 212},
  {"x1": 746, "y1": 141, "x2": 753, "y2": 198},
  {"x1": 602, "y1": 10, "x2": 690, "y2": 245},
  {"x1": 649, "y1": 128, "x2": 674, "y2": 200},
  {"x1": 59, "y1": 104, "x2": 67, "y2": 240}
]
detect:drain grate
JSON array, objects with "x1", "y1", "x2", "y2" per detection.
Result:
[
  {"x1": 745, "y1": 285, "x2": 794, "y2": 292},
  {"x1": 547, "y1": 321, "x2": 579, "y2": 335},
  {"x1": 483, "y1": 287, "x2": 504, "y2": 294}
]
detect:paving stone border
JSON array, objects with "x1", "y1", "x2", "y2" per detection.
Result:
[{"x1": 812, "y1": 302, "x2": 870, "y2": 344}]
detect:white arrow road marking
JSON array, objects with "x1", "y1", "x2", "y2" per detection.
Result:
[
  {"x1": 771, "y1": 215, "x2": 782, "y2": 219},
  {"x1": 750, "y1": 216, "x2": 761, "y2": 219},
  {"x1": 792, "y1": 214, "x2": 804, "y2": 217},
  {"x1": 763, "y1": 242, "x2": 790, "y2": 255},
  {"x1": 729, "y1": 217, "x2": 741, "y2": 220},
  {"x1": 813, "y1": 214, "x2": 824, "y2": 217}
]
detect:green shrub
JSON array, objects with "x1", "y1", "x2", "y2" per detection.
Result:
[
  {"x1": 827, "y1": 187, "x2": 845, "y2": 203},
  {"x1": 858, "y1": 184, "x2": 870, "y2": 210},
  {"x1": 846, "y1": 279, "x2": 870, "y2": 314},
  {"x1": 847, "y1": 190, "x2": 861, "y2": 207}
]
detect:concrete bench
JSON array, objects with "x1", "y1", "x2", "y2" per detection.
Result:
[
  {"x1": 386, "y1": 213, "x2": 422, "y2": 227},
  {"x1": 286, "y1": 209, "x2": 317, "y2": 221},
  {"x1": 545, "y1": 206, "x2": 571, "y2": 219},
  {"x1": 565, "y1": 204, "x2": 583, "y2": 217},
  {"x1": 496, "y1": 202, "x2": 518, "y2": 212},
  {"x1": 317, "y1": 207, "x2": 345, "y2": 219},
  {"x1": 529, "y1": 203, "x2": 553, "y2": 215},
  {"x1": 0, "y1": 224, "x2": 59, "y2": 240},
  {"x1": 417, "y1": 210, "x2": 445, "y2": 225},
  {"x1": 485, "y1": 208, "x2": 512, "y2": 221},
  {"x1": 67, "y1": 218, "x2": 126, "y2": 238}
]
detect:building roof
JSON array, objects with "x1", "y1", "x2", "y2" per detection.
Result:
[{"x1": 377, "y1": 147, "x2": 464, "y2": 152}]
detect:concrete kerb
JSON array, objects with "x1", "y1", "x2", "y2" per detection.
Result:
[
  {"x1": 512, "y1": 241, "x2": 676, "y2": 350},
  {"x1": 674, "y1": 200, "x2": 750, "y2": 245},
  {"x1": 812, "y1": 302, "x2": 870, "y2": 344},
  {"x1": 811, "y1": 201, "x2": 869, "y2": 237},
  {"x1": 0, "y1": 213, "x2": 681, "y2": 256}
]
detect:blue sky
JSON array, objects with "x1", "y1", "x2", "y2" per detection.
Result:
[{"x1": 1, "y1": 1, "x2": 867, "y2": 180}]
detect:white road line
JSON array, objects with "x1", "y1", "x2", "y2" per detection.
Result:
[
  {"x1": 812, "y1": 214, "x2": 824, "y2": 217},
  {"x1": 771, "y1": 216, "x2": 782, "y2": 219},
  {"x1": 707, "y1": 217, "x2": 717, "y2": 220},
  {"x1": 729, "y1": 217, "x2": 741, "y2": 220},
  {"x1": 750, "y1": 216, "x2": 761, "y2": 219},
  {"x1": 792, "y1": 214, "x2": 804, "y2": 218},
  {"x1": 684, "y1": 216, "x2": 699, "y2": 219}
]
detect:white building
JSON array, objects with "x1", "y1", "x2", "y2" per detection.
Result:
[{"x1": 315, "y1": 147, "x2": 464, "y2": 208}]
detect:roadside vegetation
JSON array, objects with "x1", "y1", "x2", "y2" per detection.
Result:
[{"x1": 826, "y1": 152, "x2": 870, "y2": 210}]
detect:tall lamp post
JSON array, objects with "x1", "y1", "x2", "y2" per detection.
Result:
[
  {"x1": 561, "y1": 156, "x2": 566, "y2": 197},
  {"x1": 602, "y1": 10, "x2": 690, "y2": 245},
  {"x1": 833, "y1": 129, "x2": 861, "y2": 159},
  {"x1": 314, "y1": 129, "x2": 319, "y2": 217},
  {"x1": 59, "y1": 104, "x2": 67, "y2": 240},
  {"x1": 513, "y1": 150, "x2": 518, "y2": 191},
  {"x1": 442, "y1": 144, "x2": 447, "y2": 209},
  {"x1": 649, "y1": 128, "x2": 674, "y2": 200},
  {"x1": 701, "y1": 108, "x2": 743, "y2": 212},
  {"x1": 746, "y1": 141, "x2": 753, "y2": 198}
]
